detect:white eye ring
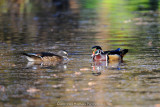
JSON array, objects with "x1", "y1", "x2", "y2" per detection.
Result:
[{"x1": 95, "y1": 50, "x2": 100, "y2": 55}]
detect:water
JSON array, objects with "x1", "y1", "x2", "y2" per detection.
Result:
[{"x1": 0, "y1": 0, "x2": 160, "y2": 107}]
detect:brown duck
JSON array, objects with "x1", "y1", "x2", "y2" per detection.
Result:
[{"x1": 23, "y1": 51, "x2": 68, "y2": 62}]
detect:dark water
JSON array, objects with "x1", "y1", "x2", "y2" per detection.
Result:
[{"x1": 0, "y1": 0, "x2": 160, "y2": 107}]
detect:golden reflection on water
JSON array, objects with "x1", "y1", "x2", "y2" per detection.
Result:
[{"x1": 0, "y1": 0, "x2": 160, "y2": 107}]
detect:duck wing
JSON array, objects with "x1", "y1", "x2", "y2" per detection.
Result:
[
  {"x1": 103, "y1": 48, "x2": 128, "y2": 56},
  {"x1": 22, "y1": 52, "x2": 61, "y2": 58}
]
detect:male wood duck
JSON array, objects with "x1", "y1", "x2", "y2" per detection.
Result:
[
  {"x1": 22, "y1": 51, "x2": 68, "y2": 62},
  {"x1": 91, "y1": 46, "x2": 128, "y2": 61}
]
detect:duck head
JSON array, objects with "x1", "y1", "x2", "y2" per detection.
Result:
[{"x1": 91, "y1": 46, "x2": 103, "y2": 58}]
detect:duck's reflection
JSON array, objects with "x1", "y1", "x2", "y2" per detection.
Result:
[
  {"x1": 26, "y1": 61, "x2": 68, "y2": 70},
  {"x1": 91, "y1": 60, "x2": 121, "y2": 76}
]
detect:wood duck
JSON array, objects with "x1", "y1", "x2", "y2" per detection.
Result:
[
  {"x1": 91, "y1": 46, "x2": 128, "y2": 61},
  {"x1": 22, "y1": 51, "x2": 68, "y2": 62}
]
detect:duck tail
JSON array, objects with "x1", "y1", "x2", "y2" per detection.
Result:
[
  {"x1": 122, "y1": 49, "x2": 128, "y2": 55},
  {"x1": 22, "y1": 53, "x2": 30, "y2": 56},
  {"x1": 22, "y1": 53, "x2": 42, "y2": 61},
  {"x1": 22, "y1": 53, "x2": 33, "y2": 57},
  {"x1": 22, "y1": 53, "x2": 41, "y2": 58}
]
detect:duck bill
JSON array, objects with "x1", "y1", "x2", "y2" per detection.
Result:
[{"x1": 91, "y1": 51, "x2": 95, "y2": 59}]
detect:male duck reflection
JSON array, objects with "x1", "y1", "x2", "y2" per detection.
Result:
[
  {"x1": 92, "y1": 60, "x2": 121, "y2": 76},
  {"x1": 91, "y1": 46, "x2": 128, "y2": 61},
  {"x1": 22, "y1": 51, "x2": 68, "y2": 62}
]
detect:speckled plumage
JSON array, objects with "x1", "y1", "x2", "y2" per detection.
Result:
[{"x1": 23, "y1": 52, "x2": 63, "y2": 62}]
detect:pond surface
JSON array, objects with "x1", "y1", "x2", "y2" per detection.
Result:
[{"x1": 0, "y1": 0, "x2": 160, "y2": 107}]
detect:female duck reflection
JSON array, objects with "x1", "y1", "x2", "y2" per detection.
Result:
[
  {"x1": 91, "y1": 46, "x2": 128, "y2": 76},
  {"x1": 22, "y1": 51, "x2": 69, "y2": 69}
]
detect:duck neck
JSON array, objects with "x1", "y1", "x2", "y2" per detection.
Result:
[{"x1": 94, "y1": 54, "x2": 106, "y2": 61}]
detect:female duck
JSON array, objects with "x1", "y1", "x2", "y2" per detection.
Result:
[{"x1": 22, "y1": 51, "x2": 68, "y2": 62}]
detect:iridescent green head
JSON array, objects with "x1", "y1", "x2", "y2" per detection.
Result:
[{"x1": 91, "y1": 46, "x2": 102, "y2": 57}]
